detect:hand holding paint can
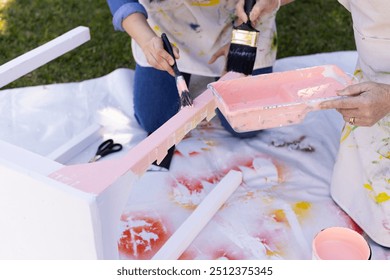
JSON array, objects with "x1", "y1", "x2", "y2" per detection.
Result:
[{"x1": 312, "y1": 227, "x2": 371, "y2": 260}]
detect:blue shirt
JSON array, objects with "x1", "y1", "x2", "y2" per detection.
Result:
[{"x1": 106, "y1": 0, "x2": 148, "y2": 31}]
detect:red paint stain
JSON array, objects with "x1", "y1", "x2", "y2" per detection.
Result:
[
  {"x1": 211, "y1": 248, "x2": 243, "y2": 260},
  {"x1": 118, "y1": 214, "x2": 169, "y2": 260},
  {"x1": 205, "y1": 174, "x2": 223, "y2": 184},
  {"x1": 189, "y1": 151, "x2": 201, "y2": 156},
  {"x1": 176, "y1": 176, "x2": 204, "y2": 194},
  {"x1": 178, "y1": 250, "x2": 196, "y2": 260},
  {"x1": 174, "y1": 150, "x2": 183, "y2": 156},
  {"x1": 238, "y1": 158, "x2": 255, "y2": 169},
  {"x1": 171, "y1": 155, "x2": 282, "y2": 205}
]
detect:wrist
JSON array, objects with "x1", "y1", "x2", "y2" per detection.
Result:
[{"x1": 122, "y1": 13, "x2": 156, "y2": 48}]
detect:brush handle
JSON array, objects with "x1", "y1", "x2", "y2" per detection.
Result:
[
  {"x1": 244, "y1": 0, "x2": 256, "y2": 17},
  {"x1": 161, "y1": 33, "x2": 181, "y2": 77}
]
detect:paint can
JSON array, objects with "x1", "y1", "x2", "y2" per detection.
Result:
[{"x1": 312, "y1": 227, "x2": 371, "y2": 260}]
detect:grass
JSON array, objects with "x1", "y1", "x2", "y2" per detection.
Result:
[{"x1": 0, "y1": 0, "x2": 356, "y2": 89}]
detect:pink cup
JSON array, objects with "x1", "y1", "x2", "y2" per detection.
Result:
[{"x1": 312, "y1": 227, "x2": 371, "y2": 260}]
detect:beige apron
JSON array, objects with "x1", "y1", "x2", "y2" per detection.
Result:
[
  {"x1": 131, "y1": 0, "x2": 277, "y2": 77},
  {"x1": 332, "y1": 0, "x2": 390, "y2": 247}
]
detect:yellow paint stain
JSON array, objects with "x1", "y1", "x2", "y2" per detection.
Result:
[
  {"x1": 260, "y1": 240, "x2": 280, "y2": 256},
  {"x1": 265, "y1": 247, "x2": 279, "y2": 256},
  {"x1": 204, "y1": 140, "x2": 216, "y2": 147},
  {"x1": 153, "y1": 25, "x2": 160, "y2": 33},
  {"x1": 340, "y1": 124, "x2": 357, "y2": 143},
  {"x1": 157, "y1": 8, "x2": 172, "y2": 21},
  {"x1": 383, "y1": 151, "x2": 390, "y2": 159},
  {"x1": 272, "y1": 209, "x2": 287, "y2": 223},
  {"x1": 353, "y1": 68, "x2": 364, "y2": 81},
  {"x1": 191, "y1": 0, "x2": 220, "y2": 7},
  {"x1": 363, "y1": 183, "x2": 373, "y2": 191},
  {"x1": 293, "y1": 201, "x2": 311, "y2": 217},
  {"x1": 375, "y1": 192, "x2": 390, "y2": 204},
  {"x1": 198, "y1": 50, "x2": 206, "y2": 57}
]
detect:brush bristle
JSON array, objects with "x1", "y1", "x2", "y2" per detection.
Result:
[
  {"x1": 226, "y1": 44, "x2": 257, "y2": 76},
  {"x1": 180, "y1": 90, "x2": 193, "y2": 108},
  {"x1": 176, "y1": 76, "x2": 193, "y2": 107}
]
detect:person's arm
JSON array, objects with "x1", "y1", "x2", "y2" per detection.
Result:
[
  {"x1": 106, "y1": 0, "x2": 178, "y2": 76},
  {"x1": 236, "y1": 0, "x2": 295, "y2": 25},
  {"x1": 209, "y1": 0, "x2": 294, "y2": 67},
  {"x1": 320, "y1": 82, "x2": 390, "y2": 126}
]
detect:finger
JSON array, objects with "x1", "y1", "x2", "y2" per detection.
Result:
[
  {"x1": 337, "y1": 108, "x2": 361, "y2": 117},
  {"x1": 319, "y1": 96, "x2": 361, "y2": 110},
  {"x1": 249, "y1": 2, "x2": 264, "y2": 23},
  {"x1": 235, "y1": 0, "x2": 248, "y2": 23},
  {"x1": 157, "y1": 48, "x2": 175, "y2": 67},
  {"x1": 251, "y1": 18, "x2": 259, "y2": 27},
  {"x1": 172, "y1": 45, "x2": 180, "y2": 60},
  {"x1": 342, "y1": 115, "x2": 358, "y2": 126},
  {"x1": 208, "y1": 48, "x2": 226, "y2": 64},
  {"x1": 337, "y1": 82, "x2": 372, "y2": 97},
  {"x1": 151, "y1": 51, "x2": 175, "y2": 76},
  {"x1": 342, "y1": 115, "x2": 375, "y2": 127}
]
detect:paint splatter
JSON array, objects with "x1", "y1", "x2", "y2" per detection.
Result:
[
  {"x1": 118, "y1": 213, "x2": 170, "y2": 260},
  {"x1": 270, "y1": 136, "x2": 315, "y2": 152},
  {"x1": 211, "y1": 248, "x2": 244, "y2": 260},
  {"x1": 272, "y1": 209, "x2": 287, "y2": 223},
  {"x1": 375, "y1": 192, "x2": 390, "y2": 204},
  {"x1": 189, "y1": 23, "x2": 200, "y2": 32},
  {"x1": 293, "y1": 201, "x2": 311, "y2": 218}
]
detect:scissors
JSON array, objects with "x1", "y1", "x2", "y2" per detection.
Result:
[{"x1": 88, "y1": 139, "x2": 123, "y2": 163}]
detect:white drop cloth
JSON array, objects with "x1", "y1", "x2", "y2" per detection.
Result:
[{"x1": 1, "y1": 51, "x2": 389, "y2": 259}]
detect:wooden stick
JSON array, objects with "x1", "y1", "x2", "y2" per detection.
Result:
[
  {"x1": 0, "y1": 26, "x2": 90, "y2": 88},
  {"x1": 152, "y1": 170, "x2": 243, "y2": 260}
]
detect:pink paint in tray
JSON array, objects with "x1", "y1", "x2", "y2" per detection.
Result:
[{"x1": 208, "y1": 65, "x2": 352, "y2": 132}]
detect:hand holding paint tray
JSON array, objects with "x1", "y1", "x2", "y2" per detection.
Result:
[{"x1": 207, "y1": 65, "x2": 353, "y2": 132}]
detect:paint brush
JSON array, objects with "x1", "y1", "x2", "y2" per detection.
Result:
[
  {"x1": 226, "y1": 0, "x2": 259, "y2": 75},
  {"x1": 161, "y1": 33, "x2": 193, "y2": 108}
]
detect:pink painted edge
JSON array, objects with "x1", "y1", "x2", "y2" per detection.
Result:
[{"x1": 47, "y1": 88, "x2": 218, "y2": 194}]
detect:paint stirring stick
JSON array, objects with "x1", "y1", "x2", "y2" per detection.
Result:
[{"x1": 152, "y1": 170, "x2": 243, "y2": 260}]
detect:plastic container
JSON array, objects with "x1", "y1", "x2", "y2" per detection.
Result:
[
  {"x1": 207, "y1": 65, "x2": 352, "y2": 132},
  {"x1": 312, "y1": 227, "x2": 371, "y2": 260}
]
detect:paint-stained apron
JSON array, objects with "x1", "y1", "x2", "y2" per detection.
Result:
[
  {"x1": 131, "y1": 0, "x2": 277, "y2": 77},
  {"x1": 331, "y1": 0, "x2": 390, "y2": 247}
]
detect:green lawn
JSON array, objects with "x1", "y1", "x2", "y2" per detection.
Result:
[{"x1": 0, "y1": 0, "x2": 355, "y2": 89}]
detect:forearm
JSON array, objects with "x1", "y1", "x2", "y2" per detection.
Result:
[{"x1": 122, "y1": 13, "x2": 157, "y2": 49}]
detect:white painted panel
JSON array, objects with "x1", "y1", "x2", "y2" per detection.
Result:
[
  {"x1": 0, "y1": 26, "x2": 90, "y2": 88},
  {"x1": 46, "y1": 123, "x2": 101, "y2": 164},
  {"x1": 94, "y1": 172, "x2": 138, "y2": 259},
  {"x1": 0, "y1": 162, "x2": 100, "y2": 259},
  {"x1": 0, "y1": 141, "x2": 62, "y2": 176}
]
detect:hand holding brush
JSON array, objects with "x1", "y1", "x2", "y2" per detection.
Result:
[
  {"x1": 235, "y1": 0, "x2": 282, "y2": 27},
  {"x1": 161, "y1": 33, "x2": 193, "y2": 108},
  {"x1": 226, "y1": 0, "x2": 259, "y2": 76}
]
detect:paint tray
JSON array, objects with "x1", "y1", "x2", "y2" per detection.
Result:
[{"x1": 207, "y1": 65, "x2": 351, "y2": 132}]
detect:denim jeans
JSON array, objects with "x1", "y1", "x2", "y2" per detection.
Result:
[{"x1": 133, "y1": 63, "x2": 273, "y2": 137}]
